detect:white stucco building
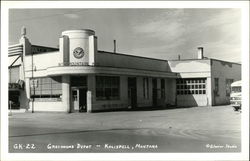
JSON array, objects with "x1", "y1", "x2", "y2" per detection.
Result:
[{"x1": 8, "y1": 29, "x2": 241, "y2": 112}]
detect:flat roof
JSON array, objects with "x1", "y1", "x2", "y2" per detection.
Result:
[
  {"x1": 98, "y1": 50, "x2": 168, "y2": 62},
  {"x1": 169, "y1": 58, "x2": 241, "y2": 65},
  {"x1": 210, "y1": 58, "x2": 241, "y2": 65}
]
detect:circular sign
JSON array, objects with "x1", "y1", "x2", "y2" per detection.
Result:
[{"x1": 73, "y1": 47, "x2": 84, "y2": 59}]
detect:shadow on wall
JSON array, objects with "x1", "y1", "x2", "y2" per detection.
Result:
[{"x1": 176, "y1": 95, "x2": 199, "y2": 107}]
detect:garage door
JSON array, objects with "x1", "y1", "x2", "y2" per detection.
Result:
[{"x1": 176, "y1": 78, "x2": 207, "y2": 107}]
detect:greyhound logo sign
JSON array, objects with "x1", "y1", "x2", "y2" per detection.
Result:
[{"x1": 73, "y1": 47, "x2": 84, "y2": 59}]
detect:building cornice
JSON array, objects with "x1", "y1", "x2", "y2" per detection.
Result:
[{"x1": 43, "y1": 65, "x2": 178, "y2": 78}]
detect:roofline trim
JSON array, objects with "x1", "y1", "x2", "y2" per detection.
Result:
[
  {"x1": 8, "y1": 43, "x2": 22, "y2": 48},
  {"x1": 31, "y1": 44, "x2": 59, "y2": 50},
  {"x1": 26, "y1": 50, "x2": 60, "y2": 56},
  {"x1": 169, "y1": 58, "x2": 241, "y2": 65},
  {"x1": 210, "y1": 58, "x2": 241, "y2": 65},
  {"x1": 43, "y1": 66, "x2": 178, "y2": 78}
]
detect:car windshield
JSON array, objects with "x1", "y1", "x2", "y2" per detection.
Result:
[{"x1": 231, "y1": 86, "x2": 241, "y2": 93}]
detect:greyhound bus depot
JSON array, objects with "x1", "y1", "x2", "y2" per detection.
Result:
[{"x1": 8, "y1": 29, "x2": 241, "y2": 113}]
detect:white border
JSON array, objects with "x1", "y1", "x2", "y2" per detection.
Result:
[{"x1": 1, "y1": 1, "x2": 249, "y2": 161}]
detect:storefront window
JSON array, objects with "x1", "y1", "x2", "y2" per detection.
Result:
[
  {"x1": 30, "y1": 77, "x2": 62, "y2": 101},
  {"x1": 96, "y1": 76, "x2": 120, "y2": 100}
]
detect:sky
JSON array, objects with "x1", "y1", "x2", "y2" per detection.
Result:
[{"x1": 9, "y1": 8, "x2": 241, "y2": 63}]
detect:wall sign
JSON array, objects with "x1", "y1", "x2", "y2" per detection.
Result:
[
  {"x1": 73, "y1": 47, "x2": 84, "y2": 59},
  {"x1": 58, "y1": 62, "x2": 88, "y2": 66}
]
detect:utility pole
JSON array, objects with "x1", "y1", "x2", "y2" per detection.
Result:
[{"x1": 31, "y1": 48, "x2": 34, "y2": 113}]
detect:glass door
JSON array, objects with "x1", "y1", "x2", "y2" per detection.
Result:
[{"x1": 72, "y1": 89, "x2": 79, "y2": 111}]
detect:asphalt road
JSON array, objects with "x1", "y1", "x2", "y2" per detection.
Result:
[{"x1": 8, "y1": 105, "x2": 241, "y2": 153}]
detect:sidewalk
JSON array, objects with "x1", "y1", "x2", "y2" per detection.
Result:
[{"x1": 8, "y1": 108, "x2": 26, "y2": 114}]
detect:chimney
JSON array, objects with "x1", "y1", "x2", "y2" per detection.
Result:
[
  {"x1": 113, "y1": 40, "x2": 116, "y2": 53},
  {"x1": 197, "y1": 47, "x2": 204, "y2": 59},
  {"x1": 178, "y1": 55, "x2": 181, "y2": 60}
]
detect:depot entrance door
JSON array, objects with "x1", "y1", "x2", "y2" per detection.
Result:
[
  {"x1": 128, "y1": 77, "x2": 137, "y2": 109},
  {"x1": 71, "y1": 76, "x2": 87, "y2": 112},
  {"x1": 72, "y1": 88, "x2": 87, "y2": 112}
]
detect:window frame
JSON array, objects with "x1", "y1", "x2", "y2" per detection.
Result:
[
  {"x1": 176, "y1": 78, "x2": 206, "y2": 95},
  {"x1": 30, "y1": 77, "x2": 62, "y2": 101},
  {"x1": 96, "y1": 76, "x2": 120, "y2": 100}
]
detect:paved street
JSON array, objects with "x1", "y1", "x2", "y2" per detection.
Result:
[{"x1": 9, "y1": 105, "x2": 241, "y2": 153}]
